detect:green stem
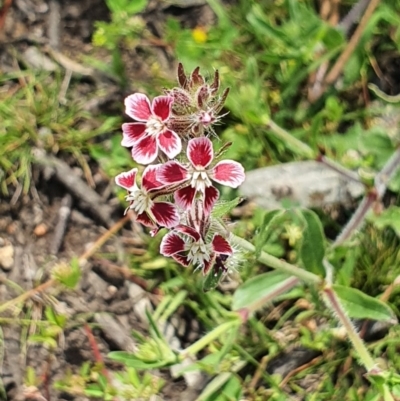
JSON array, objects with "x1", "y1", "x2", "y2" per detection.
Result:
[
  {"x1": 323, "y1": 287, "x2": 375, "y2": 371},
  {"x1": 230, "y1": 234, "x2": 323, "y2": 285},
  {"x1": 266, "y1": 119, "x2": 315, "y2": 159}
]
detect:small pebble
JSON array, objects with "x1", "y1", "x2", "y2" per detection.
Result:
[
  {"x1": 34, "y1": 223, "x2": 48, "y2": 237},
  {"x1": 0, "y1": 243, "x2": 14, "y2": 271}
]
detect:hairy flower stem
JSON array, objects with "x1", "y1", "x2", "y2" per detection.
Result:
[
  {"x1": 0, "y1": 278, "x2": 57, "y2": 314},
  {"x1": 318, "y1": 155, "x2": 361, "y2": 183},
  {"x1": 323, "y1": 286, "x2": 375, "y2": 371},
  {"x1": 322, "y1": 288, "x2": 394, "y2": 400},
  {"x1": 266, "y1": 119, "x2": 315, "y2": 159},
  {"x1": 230, "y1": 234, "x2": 322, "y2": 285}
]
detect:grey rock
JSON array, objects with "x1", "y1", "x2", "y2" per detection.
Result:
[{"x1": 240, "y1": 161, "x2": 365, "y2": 210}]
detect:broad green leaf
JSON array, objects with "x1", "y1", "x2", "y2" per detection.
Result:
[
  {"x1": 211, "y1": 197, "x2": 242, "y2": 219},
  {"x1": 332, "y1": 284, "x2": 396, "y2": 322},
  {"x1": 255, "y1": 210, "x2": 285, "y2": 257},
  {"x1": 232, "y1": 271, "x2": 296, "y2": 310},
  {"x1": 299, "y1": 209, "x2": 325, "y2": 276}
]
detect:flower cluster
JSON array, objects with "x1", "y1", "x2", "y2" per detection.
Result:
[{"x1": 115, "y1": 64, "x2": 245, "y2": 276}]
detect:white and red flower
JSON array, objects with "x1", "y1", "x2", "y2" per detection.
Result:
[
  {"x1": 160, "y1": 224, "x2": 233, "y2": 274},
  {"x1": 121, "y1": 93, "x2": 182, "y2": 164},
  {"x1": 115, "y1": 165, "x2": 179, "y2": 229},
  {"x1": 157, "y1": 137, "x2": 245, "y2": 214}
]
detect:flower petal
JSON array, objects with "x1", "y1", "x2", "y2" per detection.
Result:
[
  {"x1": 187, "y1": 199, "x2": 208, "y2": 234},
  {"x1": 142, "y1": 164, "x2": 165, "y2": 191},
  {"x1": 203, "y1": 253, "x2": 216, "y2": 275},
  {"x1": 187, "y1": 137, "x2": 213, "y2": 168},
  {"x1": 158, "y1": 129, "x2": 182, "y2": 159},
  {"x1": 203, "y1": 186, "x2": 219, "y2": 215},
  {"x1": 175, "y1": 186, "x2": 196, "y2": 210},
  {"x1": 172, "y1": 253, "x2": 191, "y2": 267},
  {"x1": 115, "y1": 168, "x2": 138, "y2": 190},
  {"x1": 150, "y1": 202, "x2": 179, "y2": 228},
  {"x1": 175, "y1": 224, "x2": 201, "y2": 241},
  {"x1": 121, "y1": 123, "x2": 147, "y2": 147},
  {"x1": 152, "y1": 95, "x2": 173, "y2": 121},
  {"x1": 136, "y1": 212, "x2": 156, "y2": 228},
  {"x1": 125, "y1": 93, "x2": 152, "y2": 121},
  {"x1": 212, "y1": 234, "x2": 233, "y2": 255},
  {"x1": 160, "y1": 232, "x2": 185, "y2": 256},
  {"x1": 210, "y1": 160, "x2": 245, "y2": 188},
  {"x1": 131, "y1": 135, "x2": 158, "y2": 165},
  {"x1": 158, "y1": 161, "x2": 190, "y2": 185}
]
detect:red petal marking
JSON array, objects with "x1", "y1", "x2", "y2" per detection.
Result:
[
  {"x1": 203, "y1": 253, "x2": 216, "y2": 275},
  {"x1": 152, "y1": 95, "x2": 173, "y2": 121},
  {"x1": 175, "y1": 224, "x2": 201, "y2": 241},
  {"x1": 131, "y1": 135, "x2": 158, "y2": 165},
  {"x1": 172, "y1": 253, "x2": 191, "y2": 267},
  {"x1": 160, "y1": 232, "x2": 185, "y2": 256},
  {"x1": 121, "y1": 123, "x2": 147, "y2": 147},
  {"x1": 141, "y1": 164, "x2": 164, "y2": 191},
  {"x1": 158, "y1": 129, "x2": 182, "y2": 159},
  {"x1": 210, "y1": 160, "x2": 245, "y2": 188},
  {"x1": 136, "y1": 212, "x2": 156, "y2": 228},
  {"x1": 175, "y1": 186, "x2": 196, "y2": 210},
  {"x1": 115, "y1": 168, "x2": 138, "y2": 190},
  {"x1": 212, "y1": 235, "x2": 233, "y2": 255},
  {"x1": 125, "y1": 93, "x2": 152, "y2": 121},
  {"x1": 187, "y1": 199, "x2": 207, "y2": 234},
  {"x1": 187, "y1": 137, "x2": 213, "y2": 168},
  {"x1": 158, "y1": 161, "x2": 189, "y2": 185},
  {"x1": 203, "y1": 186, "x2": 219, "y2": 215},
  {"x1": 150, "y1": 202, "x2": 179, "y2": 228}
]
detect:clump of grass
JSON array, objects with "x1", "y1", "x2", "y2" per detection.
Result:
[{"x1": 0, "y1": 70, "x2": 120, "y2": 195}]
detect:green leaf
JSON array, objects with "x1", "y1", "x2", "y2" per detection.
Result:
[
  {"x1": 53, "y1": 258, "x2": 81, "y2": 288},
  {"x1": 359, "y1": 129, "x2": 393, "y2": 168},
  {"x1": 332, "y1": 284, "x2": 396, "y2": 322},
  {"x1": 175, "y1": 353, "x2": 222, "y2": 375},
  {"x1": 255, "y1": 210, "x2": 285, "y2": 257},
  {"x1": 105, "y1": 0, "x2": 147, "y2": 14},
  {"x1": 211, "y1": 197, "x2": 242, "y2": 219},
  {"x1": 108, "y1": 351, "x2": 174, "y2": 369},
  {"x1": 299, "y1": 209, "x2": 325, "y2": 276},
  {"x1": 199, "y1": 374, "x2": 243, "y2": 401},
  {"x1": 203, "y1": 267, "x2": 225, "y2": 292},
  {"x1": 232, "y1": 271, "x2": 296, "y2": 311},
  {"x1": 212, "y1": 375, "x2": 242, "y2": 400}
]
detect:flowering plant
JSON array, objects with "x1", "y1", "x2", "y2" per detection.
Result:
[
  {"x1": 116, "y1": 64, "x2": 245, "y2": 280},
  {"x1": 114, "y1": 64, "x2": 400, "y2": 400}
]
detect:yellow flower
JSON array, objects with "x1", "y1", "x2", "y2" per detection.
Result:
[{"x1": 192, "y1": 27, "x2": 207, "y2": 43}]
